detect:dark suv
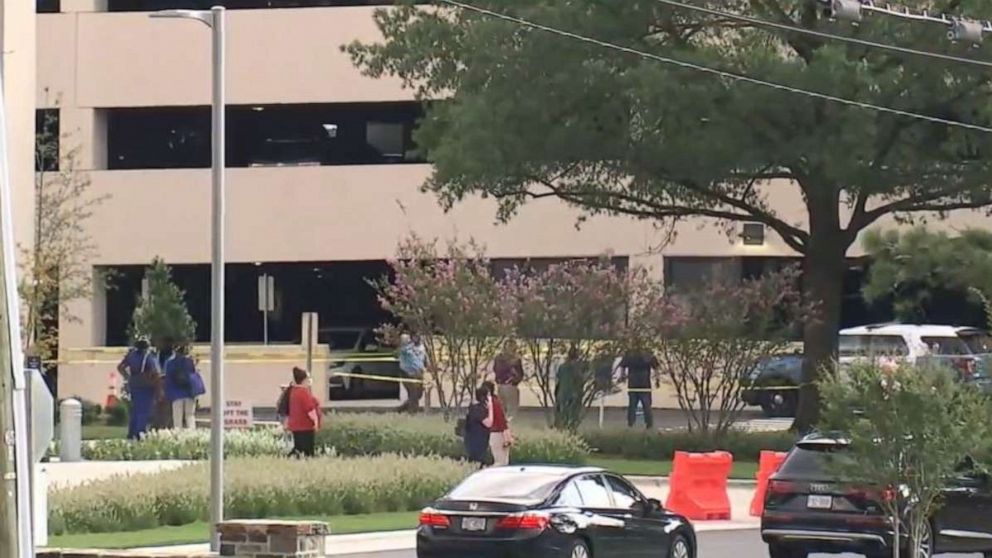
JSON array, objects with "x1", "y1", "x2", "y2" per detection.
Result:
[{"x1": 762, "y1": 434, "x2": 992, "y2": 558}]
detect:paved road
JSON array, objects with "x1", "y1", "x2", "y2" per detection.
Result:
[{"x1": 337, "y1": 529, "x2": 979, "y2": 558}]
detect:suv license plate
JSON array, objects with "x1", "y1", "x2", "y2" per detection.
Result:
[
  {"x1": 807, "y1": 495, "x2": 833, "y2": 510},
  {"x1": 462, "y1": 517, "x2": 487, "y2": 531}
]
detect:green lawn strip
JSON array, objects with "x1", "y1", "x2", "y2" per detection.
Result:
[
  {"x1": 588, "y1": 456, "x2": 759, "y2": 479},
  {"x1": 47, "y1": 511, "x2": 420, "y2": 550},
  {"x1": 81, "y1": 424, "x2": 127, "y2": 440}
]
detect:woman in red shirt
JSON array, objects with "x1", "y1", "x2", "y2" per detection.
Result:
[
  {"x1": 483, "y1": 381, "x2": 513, "y2": 466},
  {"x1": 286, "y1": 367, "x2": 322, "y2": 457}
]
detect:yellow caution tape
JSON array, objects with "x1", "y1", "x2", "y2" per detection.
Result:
[{"x1": 329, "y1": 371, "x2": 424, "y2": 384}]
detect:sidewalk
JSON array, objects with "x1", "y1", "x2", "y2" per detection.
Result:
[{"x1": 131, "y1": 480, "x2": 760, "y2": 556}]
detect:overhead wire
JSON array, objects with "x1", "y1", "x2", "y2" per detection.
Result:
[{"x1": 435, "y1": 0, "x2": 992, "y2": 134}]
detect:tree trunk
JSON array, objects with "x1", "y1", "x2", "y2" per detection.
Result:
[{"x1": 792, "y1": 221, "x2": 848, "y2": 433}]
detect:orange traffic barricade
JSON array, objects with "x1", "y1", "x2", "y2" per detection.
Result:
[
  {"x1": 750, "y1": 450, "x2": 788, "y2": 517},
  {"x1": 665, "y1": 451, "x2": 732, "y2": 520}
]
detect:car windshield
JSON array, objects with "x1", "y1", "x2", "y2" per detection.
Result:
[
  {"x1": 322, "y1": 330, "x2": 363, "y2": 351},
  {"x1": 922, "y1": 336, "x2": 972, "y2": 356},
  {"x1": 446, "y1": 470, "x2": 565, "y2": 501},
  {"x1": 779, "y1": 444, "x2": 853, "y2": 479}
]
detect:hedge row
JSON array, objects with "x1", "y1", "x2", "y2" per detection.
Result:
[
  {"x1": 581, "y1": 428, "x2": 797, "y2": 461},
  {"x1": 80, "y1": 413, "x2": 591, "y2": 465},
  {"x1": 78, "y1": 412, "x2": 797, "y2": 464},
  {"x1": 50, "y1": 455, "x2": 473, "y2": 535}
]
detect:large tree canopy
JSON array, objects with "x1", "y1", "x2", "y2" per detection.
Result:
[{"x1": 348, "y1": 0, "x2": 992, "y2": 428}]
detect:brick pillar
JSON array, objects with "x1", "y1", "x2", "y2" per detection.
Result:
[{"x1": 217, "y1": 520, "x2": 329, "y2": 557}]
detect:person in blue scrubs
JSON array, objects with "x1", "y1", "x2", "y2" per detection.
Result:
[{"x1": 117, "y1": 337, "x2": 160, "y2": 440}]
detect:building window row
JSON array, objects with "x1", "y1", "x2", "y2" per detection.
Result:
[
  {"x1": 107, "y1": 101, "x2": 425, "y2": 170},
  {"x1": 106, "y1": 0, "x2": 425, "y2": 12},
  {"x1": 37, "y1": 0, "x2": 60, "y2": 13}
]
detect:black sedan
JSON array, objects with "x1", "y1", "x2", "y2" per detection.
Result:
[
  {"x1": 417, "y1": 465, "x2": 696, "y2": 558},
  {"x1": 762, "y1": 434, "x2": 992, "y2": 558}
]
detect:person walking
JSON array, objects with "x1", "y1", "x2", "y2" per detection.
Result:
[
  {"x1": 463, "y1": 386, "x2": 494, "y2": 468},
  {"x1": 483, "y1": 381, "x2": 513, "y2": 466},
  {"x1": 492, "y1": 340, "x2": 524, "y2": 420},
  {"x1": 554, "y1": 347, "x2": 586, "y2": 429},
  {"x1": 397, "y1": 333, "x2": 426, "y2": 413},
  {"x1": 164, "y1": 345, "x2": 203, "y2": 429},
  {"x1": 117, "y1": 337, "x2": 160, "y2": 440},
  {"x1": 619, "y1": 348, "x2": 659, "y2": 429},
  {"x1": 152, "y1": 337, "x2": 177, "y2": 430},
  {"x1": 286, "y1": 367, "x2": 322, "y2": 457}
]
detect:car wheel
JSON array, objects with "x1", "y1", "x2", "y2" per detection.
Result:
[
  {"x1": 761, "y1": 390, "x2": 798, "y2": 418},
  {"x1": 670, "y1": 535, "x2": 691, "y2": 558},
  {"x1": 567, "y1": 539, "x2": 591, "y2": 558},
  {"x1": 768, "y1": 543, "x2": 807, "y2": 558}
]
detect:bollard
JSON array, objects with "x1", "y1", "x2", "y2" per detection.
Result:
[{"x1": 59, "y1": 398, "x2": 82, "y2": 462}]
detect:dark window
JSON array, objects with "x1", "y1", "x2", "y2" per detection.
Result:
[
  {"x1": 37, "y1": 0, "x2": 60, "y2": 13},
  {"x1": 36, "y1": 109, "x2": 60, "y2": 172},
  {"x1": 574, "y1": 475, "x2": 612, "y2": 508},
  {"x1": 107, "y1": 1, "x2": 427, "y2": 12},
  {"x1": 107, "y1": 107, "x2": 210, "y2": 170},
  {"x1": 664, "y1": 257, "x2": 741, "y2": 289},
  {"x1": 447, "y1": 470, "x2": 565, "y2": 501},
  {"x1": 778, "y1": 444, "x2": 852, "y2": 479},
  {"x1": 106, "y1": 102, "x2": 425, "y2": 170},
  {"x1": 552, "y1": 481, "x2": 584, "y2": 507},
  {"x1": 102, "y1": 260, "x2": 392, "y2": 345},
  {"x1": 922, "y1": 336, "x2": 971, "y2": 355},
  {"x1": 604, "y1": 475, "x2": 641, "y2": 510}
]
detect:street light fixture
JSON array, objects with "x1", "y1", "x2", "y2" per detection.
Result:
[{"x1": 149, "y1": 6, "x2": 227, "y2": 552}]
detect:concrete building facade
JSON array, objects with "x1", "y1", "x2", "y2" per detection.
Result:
[{"x1": 35, "y1": 2, "x2": 990, "y2": 408}]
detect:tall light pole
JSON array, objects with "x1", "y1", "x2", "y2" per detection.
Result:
[{"x1": 150, "y1": 6, "x2": 226, "y2": 551}]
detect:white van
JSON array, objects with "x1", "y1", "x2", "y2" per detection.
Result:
[{"x1": 838, "y1": 324, "x2": 978, "y2": 378}]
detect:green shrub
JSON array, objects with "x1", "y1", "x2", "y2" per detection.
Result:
[
  {"x1": 49, "y1": 455, "x2": 474, "y2": 535},
  {"x1": 318, "y1": 412, "x2": 590, "y2": 465},
  {"x1": 580, "y1": 428, "x2": 796, "y2": 461},
  {"x1": 106, "y1": 403, "x2": 129, "y2": 427},
  {"x1": 82, "y1": 413, "x2": 591, "y2": 465},
  {"x1": 83, "y1": 428, "x2": 290, "y2": 461}
]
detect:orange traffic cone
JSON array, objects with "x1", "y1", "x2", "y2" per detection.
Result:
[{"x1": 105, "y1": 371, "x2": 120, "y2": 409}]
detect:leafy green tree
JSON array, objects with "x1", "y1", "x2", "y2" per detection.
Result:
[
  {"x1": 863, "y1": 227, "x2": 992, "y2": 321},
  {"x1": 129, "y1": 258, "x2": 197, "y2": 348},
  {"x1": 348, "y1": 0, "x2": 992, "y2": 429},
  {"x1": 820, "y1": 361, "x2": 992, "y2": 558}
]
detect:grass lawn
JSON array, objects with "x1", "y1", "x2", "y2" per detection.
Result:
[
  {"x1": 81, "y1": 424, "x2": 127, "y2": 440},
  {"x1": 47, "y1": 511, "x2": 421, "y2": 549},
  {"x1": 588, "y1": 456, "x2": 759, "y2": 479}
]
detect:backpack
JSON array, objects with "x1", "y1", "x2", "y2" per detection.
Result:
[{"x1": 276, "y1": 385, "x2": 292, "y2": 417}]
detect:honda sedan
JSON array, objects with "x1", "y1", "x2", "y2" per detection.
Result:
[{"x1": 417, "y1": 465, "x2": 696, "y2": 558}]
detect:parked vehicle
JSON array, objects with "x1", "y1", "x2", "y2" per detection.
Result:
[
  {"x1": 417, "y1": 465, "x2": 696, "y2": 558},
  {"x1": 742, "y1": 354, "x2": 803, "y2": 418},
  {"x1": 322, "y1": 327, "x2": 403, "y2": 401},
  {"x1": 762, "y1": 434, "x2": 992, "y2": 558},
  {"x1": 839, "y1": 324, "x2": 984, "y2": 383}
]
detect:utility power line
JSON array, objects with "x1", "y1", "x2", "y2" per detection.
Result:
[
  {"x1": 436, "y1": 0, "x2": 992, "y2": 134},
  {"x1": 655, "y1": 0, "x2": 992, "y2": 69}
]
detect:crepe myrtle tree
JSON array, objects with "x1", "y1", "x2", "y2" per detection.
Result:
[
  {"x1": 819, "y1": 361, "x2": 992, "y2": 558},
  {"x1": 502, "y1": 257, "x2": 633, "y2": 430},
  {"x1": 348, "y1": 0, "x2": 992, "y2": 430},
  {"x1": 632, "y1": 265, "x2": 811, "y2": 433},
  {"x1": 373, "y1": 235, "x2": 509, "y2": 415}
]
